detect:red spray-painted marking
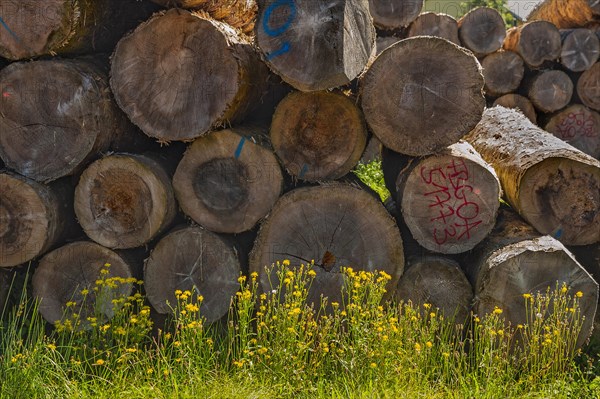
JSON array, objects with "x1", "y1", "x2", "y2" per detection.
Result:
[{"x1": 556, "y1": 110, "x2": 597, "y2": 139}]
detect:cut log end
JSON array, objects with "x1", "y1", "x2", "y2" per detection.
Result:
[
  {"x1": 481, "y1": 51, "x2": 524, "y2": 97},
  {"x1": 458, "y1": 7, "x2": 506, "y2": 57},
  {"x1": 407, "y1": 12, "x2": 460, "y2": 45},
  {"x1": 492, "y1": 94, "x2": 537, "y2": 124},
  {"x1": 527, "y1": 70, "x2": 573, "y2": 113},
  {"x1": 544, "y1": 105, "x2": 600, "y2": 159},
  {"x1": 504, "y1": 21, "x2": 562, "y2": 68},
  {"x1": 578, "y1": 62, "x2": 600, "y2": 112},
  {"x1": 369, "y1": 0, "x2": 424, "y2": 30},
  {"x1": 561, "y1": 29, "x2": 600, "y2": 72}
]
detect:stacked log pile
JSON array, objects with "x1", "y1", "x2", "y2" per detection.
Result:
[{"x1": 0, "y1": 0, "x2": 598, "y2": 346}]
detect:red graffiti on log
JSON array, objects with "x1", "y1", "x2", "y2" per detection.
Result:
[{"x1": 556, "y1": 110, "x2": 597, "y2": 139}]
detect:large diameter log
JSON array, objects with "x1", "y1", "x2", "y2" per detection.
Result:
[
  {"x1": 526, "y1": 70, "x2": 573, "y2": 113},
  {"x1": 560, "y1": 29, "x2": 600, "y2": 72},
  {"x1": 544, "y1": 105, "x2": 600, "y2": 159},
  {"x1": 111, "y1": 9, "x2": 268, "y2": 142},
  {"x1": 249, "y1": 184, "x2": 404, "y2": 305},
  {"x1": 144, "y1": 226, "x2": 241, "y2": 323},
  {"x1": 481, "y1": 51, "x2": 524, "y2": 97},
  {"x1": 360, "y1": 36, "x2": 485, "y2": 156},
  {"x1": 368, "y1": 0, "x2": 423, "y2": 30},
  {"x1": 503, "y1": 21, "x2": 562, "y2": 69},
  {"x1": 173, "y1": 128, "x2": 283, "y2": 234},
  {"x1": 492, "y1": 94, "x2": 537, "y2": 124},
  {"x1": 0, "y1": 59, "x2": 124, "y2": 183},
  {"x1": 270, "y1": 91, "x2": 367, "y2": 181},
  {"x1": 527, "y1": 0, "x2": 600, "y2": 30},
  {"x1": 74, "y1": 154, "x2": 177, "y2": 249},
  {"x1": 32, "y1": 241, "x2": 135, "y2": 324},
  {"x1": 396, "y1": 141, "x2": 501, "y2": 254},
  {"x1": 394, "y1": 256, "x2": 472, "y2": 323},
  {"x1": 463, "y1": 209, "x2": 598, "y2": 349},
  {"x1": 458, "y1": 7, "x2": 506, "y2": 57},
  {"x1": 407, "y1": 12, "x2": 460, "y2": 45},
  {"x1": 577, "y1": 63, "x2": 600, "y2": 111},
  {"x1": 255, "y1": 0, "x2": 375, "y2": 91},
  {"x1": 465, "y1": 106, "x2": 600, "y2": 245}
]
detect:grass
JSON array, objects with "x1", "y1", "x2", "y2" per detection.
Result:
[
  {"x1": 1, "y1": 262, "x2": 599, "y2": 399},
  {"x1": 353, "y1": 159, "x2": 391, "y2": 202}
]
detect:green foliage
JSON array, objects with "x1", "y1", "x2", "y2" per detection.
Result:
[
  {"x1": 460, "y1": 0, "x2": 517, "y2": 27},
  {"x1": 353, "y1": 159, "x2": 391, "y2": 202}
]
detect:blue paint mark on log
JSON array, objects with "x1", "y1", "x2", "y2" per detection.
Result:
[
  {"x1": 554, "y1": 229, "x2": 562, "y2": 239},
  {"x1": 263, "y1": 0, "x2": 297, "y2": 37},
  {"x1": 299, "y1": 164, "x2": 308, "y2": 178},
  {"x1": 234, "y1": 137, "x2": 247, "y2": 159},
  {"x1": 266, "y1": 42, "x2": 290, "y2": 60},
  {"x1": 0, "y1": 16, "x2": 24, "y2": 45}
]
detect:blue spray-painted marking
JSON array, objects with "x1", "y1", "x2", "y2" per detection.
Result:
[
  {"x1": 554, "y1": 229, "x2": 563, "y2": 239},
  {"x1": 0, "y1": 16, "x2": 24, "y2": 45},
  {"x1": 262, "y1": 0, "x2": 297, "y2": 37},
  {"x1": 299, "y1": 164, "x2": 308, "y2": 178},
  {"x1": 266, "y1": 42, "x2": 290, "y2": 60},
  {"x1": 234, "y1": 137, "x2": 247, "y2": 159}
]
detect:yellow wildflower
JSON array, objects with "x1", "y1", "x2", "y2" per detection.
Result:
[
  {"x1": 282, "y1": 259, "x2": 290, "y2": 266},
  {"x1": 493, "y1": 307, "x2": 503, "y2": 315},
  {"x1": 308, "y1": 270, "x2": 316, "y2": 277},
  {"x1": 94, "y1": 359, "x2": 105, "y2": 366},
  {"x1": 576, "y1": 291, "x2": 583, "y2": 298},
  {"x1": 522, "y1": 293, "x2": 532, "y2": 299},
  {"x1": 425, "y1": 341, "x2": 433, "y2": 348}
]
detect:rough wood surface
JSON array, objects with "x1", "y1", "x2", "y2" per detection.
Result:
[
  {"x1": 481, "y1": 51, "x2": 524, "y2": 97},
  {"x1": 465, "y1": 106, "x2": 600, "y2": 245},
  {"x1": 526, "y1": 70, "x2": 573, "y2": 113},
  {"x1": 270, "y1": 91, "x2": 367, "y2": 181},
  {"x1": 560, "y1": 29, "x2": 600, "y2": 72},
  {"x1": 577, "y1": 62, "x2": 600, "y2": 111},
  {"x1": 144, "y1": 226, "x2": 241, "y2": 323},
  {"x1": 503, "y1": 21, "x2": 562, "y2": 69},
  {"x1": 375, "y1": 36, "x2": 402, "y2": 56},
  {"x1": 543, "y1": 104, "x2": 600, "y2": 159},
  {"x1": 407, "y1": 12, "x2": 460, "y2": 45},
  {"x1": 173, "y1": 127, "x2": 283, "y2": 234},
  {"x1": 361, "y1": 36, "x2": 485, "y2": 156},
  {"x1": 492, "y1": 94, "x2": 537, "y2": 124},
  {"x1": 0, "y1": 58, "x2": 123, "y2": 183},
  {"x1": 255, "y1": 0, "x2": 375, "y2": 91},
  {"x1": 458, "y1": 7, "x2": 506, "y2": 57},
  {"x1": 249, "y1": 184, "x2": 404, "y2": 306},
  {"x1": 111, "y1": 9, "x2": 268, "y2": 142},
  {"x1": 527, "y1": 0, "x2": 599, "y2": 30},
  {"x1": 368, "y1": 0, "x2": 424, "y2": 30}
]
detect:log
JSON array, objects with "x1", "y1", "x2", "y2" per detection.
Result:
[
  {"x1": 0, "y1": 172, "x2": 76, "y2": 267},
  {"x1": 543, "y1": 104, "x2": 600, "y2": 159},
  {"x1": 560, "y1": 29, "x2": 600, "y2": 72},
  {"x1": 360, "y1": 135, "x2": 383, "y2": 164},
  {"x1": 503, "y1": 21, "x2": 562, "y2": 69},
  {"x1": 368, "y1": 0, "x2": 424, "y2": 30},
  {"x1": 0, "y1": 58, "x2": 124, "y2": 183},
  {"x1": 394, "y1": 256, "x2": 472, "y2": 323},
  {"x1": 144, "y1": 226, "x2": 241, "y2": 323},
  {"x1": 360, "y1": 36, "x2": 485, "y2": 156},
  {"x1": 527, "y1": 0, "x2": 599, "y2": 30},
  {"x1": 458, "y1": 7, "x2": 506, "y2": 57},
  {"x1": 526, "y1": 70, "x2": 573, "y2": 113},
  {"x1": 255, "y1": 0, "x2": 375, "y2": 91},
  {"x1": 463, "y1": 209, "x2": 598, "y2": 349},
  {"x1": 375, "y1": 36, "x2": 402, "y2": 56},
  {"x1": 74, "y1": 153, "x2": 177, "y2": 249},
  {"x1": 110, "y1": 9, "x2": 268, "y2": 142},
  {"x1": 492, "y1": 94, "x2": 537, "y2": 124},
  {"x1": 407, "y1": 12, "x2": 460, "y2": 45},
  {"x1": 395, "y1": 141, "x2": 501, "y2": 254},
  {"x1": 465, "y1": 106, "x2": 600, "y2": 245},
  {"x1": 577, "y1": 62, "x2": 600, "y2": 111},
  {"x1": 270, "y1": 91, "x2": 367, "y2": 181},
  {"x1": 173, "y1": 127, "x2": 283, "y2": 234},
  {"x1": 249, "y1": 184, "x2": 405, "y2": 306},
  {"x1": 32, "y1": 241, "x2": 136, "y2": 324},
  {"x1": 481, "y1": 51, "x2": 524, "y2": 97},
  {"x1": 0, "y1": 0, "x2": 160, "y2": 60}
]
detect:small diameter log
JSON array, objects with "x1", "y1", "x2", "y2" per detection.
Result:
[
  {"x1": 544, "y1": 105, "x2": 600, "y2": 159},
  {"x1": 361, "y1": 36, "x2": 485, "y2": 156},
  {"x1": 503, "y1": 21, "x2": 562, "y2": 69},
  {"x1": 255, "y1": 0, "x2": 375, "y2": 91},
  {"x1": 407, "y1": 12, "x2": 460, "y2": 45},
  {"x1": 458, "y1": 7, "x2": 506, "y2": 57},
  {"x1": 0, "y1": 59, "x2": 124, "y2": 183},
  {"x1": 465, "y1": 106, "x2": 600, "y2": 245},
  {"x1": 173, "y1": 128, "x2": 283, "y2": 234},
  {"x1": 368, "y1": 0, "x2": 424, "y2": 30},
  {"x1": 396, "y1": 141, "x2": 501, "y2": 254},
  {"x1": 32, "y1": 241, "x2": 135, "y2": 324},
  {"x1": 527, "y1": 0, "x2": 600, "y2": 30},
  {"x1": 74, "y1": 154, "x2": 177, "y2": 249},
  {"x1": 526, "y1": 70, "x2": 573, "y2": 113},
  {"x1": 394, "y1": 256, "x2": 473, "y2": 323},
  {"x1": 577, "y1": 62, "x2": 600, "y2": 111},
  {"x1": 111, "y1": 9, "x2": 268, "y2": 142},
  {"x1": 270, "y1": 91, "x2": 367, "y2": 181},
  {"x1": 0, "y1": 172, "x2": 75, "y2": 267},
  {"x1": 481, "y1": 51, "x2": 524, "y2": 97},
  {"x1": 560, "y1": 29, "x2": 600, "y2": 72},
  {"x1": 463, "y1": 209, "x2": 598, "y2": 349},
  {"x1": 492, "y1": 94, "x2": 537, "y2": 124},
  {"x1": 144, "y1": 226, "x2": 241, "y2": 323},
  {"x1": 249, "y1": 184, "x2": 404, "y2": 306}
]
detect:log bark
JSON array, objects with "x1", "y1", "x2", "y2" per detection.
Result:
[
  {"x1": 526, "y1": 70, "x2": 573, "y2": 113},
  {"x1": 407, "y1": 12, "x2": 460, "y2": 45},
  {"x1": 577, "y1": 62, "x2": 600, "y2": 111},
  {"x1": 74, "y1": 153, "x2": 177, "y2": 249},
  {"x1": 465, "y1": 106, "x2": 600, "y2": 245},
  {"x1": 543, "y1": 104, "x2": 600, "y2": 159},
  {"x1": 361, "y1": 36, "x2": 485, "y2": 156},
  {"x1": 394, "y1": 256, "x2": 472, "y2": 323},
  {"x1": 492, "y1": 94, "x2": 537, "y2": 124},
  {"x1": 463, "y1": 208, "x2": 598, "y2": 349},
  {"x1": 360, "y1": 135, "x2": 383, "y2": 164},
  {"x1": 503, "y1": 21, "x2": 562, "y2": 69},
  {"x1": 0, "y1": 58, "x2": 124, "y2": 183},
  {"x1": 249, "y1": 184, "x2": 405, "y2": 306},
  {"x1": 458, "y1": 7, "x2": 506, "y2": 57},
  {"x1": 32, "y1": 241, "x2": 136, "y2": 324},
  {"x1": 173, "y1": 127, "x2": 283, "y2": 234},
  {"x1": 560, "y1": 29, "x2": 600, "y2": 72},
  {"x1": 368, "y1": 0, "x2": 424, "y2": 30},
  {"x1": 255, "y1": 0, "x2": 375, "y2": 91},
  {"x1": 527, "y1": 0, "x2": 600, "y2": 30},
  {"x1": 110, "y1": 9, "x2": 268, "y2": 142},
  {"x1": 481, "y1": 51, "x2": 524, "y2": 97},
  {"x1": 144, "y1": 225, "x2": 241, "y2": 323},
  {"x1": 270, "y1": 91, "x2": 367, "y2": 181}
]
